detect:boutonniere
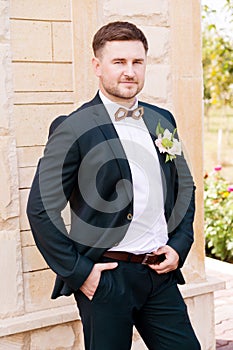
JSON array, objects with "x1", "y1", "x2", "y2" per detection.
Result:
[{"x1": 155, "y1": 121, "x2": 182, "y2": 162}]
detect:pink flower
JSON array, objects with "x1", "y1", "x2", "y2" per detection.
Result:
[
  {"x1": 155, "y1": 137, "x2": 167, "y2": 153},
  {"x1": 228, "y1": 185, "x2": 233, "y2": 192},
  {"x1": 214, "y1": 165, "x2": 222, "y2": 171}
]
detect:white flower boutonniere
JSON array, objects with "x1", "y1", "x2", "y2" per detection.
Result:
[{"x1": 155, "y1": 121, "x2": 182, "y2": 162}]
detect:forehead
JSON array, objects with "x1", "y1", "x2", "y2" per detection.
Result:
[{"x1": 101, "y1": 40, "x2": 146, "y2": 59}]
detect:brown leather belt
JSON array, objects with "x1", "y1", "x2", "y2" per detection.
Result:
[{"x1": 103, "y1": 251, "x2": 165, "y2": 265}]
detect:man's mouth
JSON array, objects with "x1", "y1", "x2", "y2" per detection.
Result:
[{"x1": 120, "y1": 81, "x2": 137, "y2": 84}]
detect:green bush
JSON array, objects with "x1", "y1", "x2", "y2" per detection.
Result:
[{"x1": 204, "y1": 167, "x2": 233, "y2": 263}]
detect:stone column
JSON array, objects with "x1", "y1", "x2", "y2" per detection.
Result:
[
  {"x1": 170, "y1": 0, "x2": 206, "y2": 282},
  {"x1": 72, "y1": 0, "x2": 98, "y2": 106},
  {"x1": 0, "y1": 0, "x2": 24, "y2": 318}
]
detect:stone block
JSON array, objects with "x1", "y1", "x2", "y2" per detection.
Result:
[
  {"x1": 22, "y1": 246, "x2": 48, "y2": 272},
  {"x1": 14, "y1": 91, "x2": 74, "y2": 105},
  {"x1": 0, "y1": 136, "x2": 19, "y2": 222},
  {"x1": 10, "y1": 0, "x2": 71, "y2": 21},
  {"x1": 170, "y1": 0, "x2": 202, "y2": 77},
  {"x1": 19, "y1": 189, "x2": 30, "y2": 231},
  {"x1": 14, "y1": 104, "x2": 74, "y2": 147},
  {"x1": 172, "y1": 77, "x2": 203, "y2": 156},
  {"x1": 185, "y1": 293, "x2": 215, "y2": 350},
  {"x1": 140, "y1": 26, "x2": 169, "y2": 62},
  {"x1": 52, "y1": 22, "x2": 73, "y2": 62},
  {"x1": 72, "y1": 0, "x2": 98, "y2": 103},
  {"x1": 0, "y1": 230, "x2": 24, "y2": 317},
  {"x1": 0, "y1": 0, "x2": 10, "y2": 40},
  {"x1": 142, "y1": 64, "x2": 170, "y2": 103},
  {"x1": 20, "y1": 230, "x2": 35, "y2": 247},
  {"x1": 10, "y1": 20, "x2": 52, "y2": 61},
  {"x1": 0, "y1": 333, "x2": 28, "y2": 350},
  {"x1": 103, "y1": 0, "x2": 169, "y2": 25},
  {"x1": 30, "y1": 324, "x2": 75, "y2": 350},
  {"x1": 13, "y1": 62, "x2": 73, "y2": 92},
  {"x1": 19, "y1": 167, "x2": 36, "y2": 189},
  {"x1": 17, "y1": 146, "x2": 44, "y2": 168},
  {"x1": 24, "y1": 269, "x2": 74, "y2": 312},
  {"x1": 0, "y1": 305, "x2": 80, "y2": 338},
  {"x1": 72, "y1": 321, "x2": 85, "y2": 350},
  {"x1": 0, "y1": 44, "x2": 13, "y2": 132},
  {"x1": 182, "y1": 248, "x2": 205, "y2": 284}
]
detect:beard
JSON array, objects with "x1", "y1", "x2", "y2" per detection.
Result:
[{"x1": 100, "y1": 78, "x2": 144, "y2": 101}]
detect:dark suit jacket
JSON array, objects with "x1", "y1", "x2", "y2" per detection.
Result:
[{"x1": 27, "y1": 93, "x2": 196, "y2": 299}]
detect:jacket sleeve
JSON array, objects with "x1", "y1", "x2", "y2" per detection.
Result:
[{"x1": 27, "y1": 117, "x2": 94, "y2": 291}]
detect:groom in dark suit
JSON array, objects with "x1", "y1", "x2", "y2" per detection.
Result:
[{"x1": 27, "y1": 21, "x2": 201, "y2": 350}]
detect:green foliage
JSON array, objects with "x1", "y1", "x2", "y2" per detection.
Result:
[
  {"x1": 202, "y1": 1, "x2": 233, "y2": 114},
  {"x1": 202, "y1": 31, "x2": 233, "y2": 109},
  {"x1": 204, "y1": 169, "x2": 233, "y2": 262},
  {"x1": 202, "y1": 4, "x2": 216, "y2": 20},
  {"x1": 224, "y1": 0, "x2": 233, "y2": 23}
]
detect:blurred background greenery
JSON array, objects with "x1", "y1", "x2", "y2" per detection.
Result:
[
  {"x1": 202, "y1": 0, "x2": 233, "y2": 182},
  {"x1": 202, "y1": 0, "x2": 233, "y2": 262}
]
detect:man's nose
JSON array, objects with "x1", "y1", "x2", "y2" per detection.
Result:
[{"x1": 123, "y1": 64, "x2": 135, "y2": 77}]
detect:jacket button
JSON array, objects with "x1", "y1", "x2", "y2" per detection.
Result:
[
  {"x1": 114, "y1": 242, "x2": 119, "y2": 246},
  {"x1": 127, "y1": 213, "x2": 133, "y2": 221}
]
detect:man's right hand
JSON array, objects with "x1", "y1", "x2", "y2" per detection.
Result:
[{"x1": 80, "y1": 262, "x2": 118, "y2": 300}]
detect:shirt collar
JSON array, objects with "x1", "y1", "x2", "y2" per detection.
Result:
[{"x1": 99, "y1": 90, "x2": 138, "y2": 123}]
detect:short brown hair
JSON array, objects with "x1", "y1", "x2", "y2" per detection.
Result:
[{"x1": 92, "y1": 21, "x2": 148, "y2": 57}]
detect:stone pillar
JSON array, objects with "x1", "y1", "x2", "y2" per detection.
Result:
[
  {"x1": 72, "y1": 0, "x2": 98, "y2": 106},
  {"x1": 170, "y1": 0, "x2": 206, "y2": 282},
  {"x1": 0, "y1": 0, "x2": 24, "y2": 318}
]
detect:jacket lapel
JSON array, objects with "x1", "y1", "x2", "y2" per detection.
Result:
[
  {"x1": 140, "y1": 102, "x2": 171, "y2": 204},
  {"x1": 89, "y1": 94, "x2": 133, "y2": 200},
  {"x1": 141, "y1": 104, "x2": 168, "y2": 166}
]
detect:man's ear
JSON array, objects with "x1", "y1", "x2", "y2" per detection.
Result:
[{"x1": 92, "y1": 57, "x2": 101, "y2": 77}]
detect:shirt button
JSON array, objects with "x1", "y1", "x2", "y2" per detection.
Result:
[{"x1": 127, "y1": 213, "x2": 133, "y2": 221}]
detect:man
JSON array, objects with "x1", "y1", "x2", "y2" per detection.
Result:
[{"x1": 27, "y1": 21, "x2": 201, "y2": 350}]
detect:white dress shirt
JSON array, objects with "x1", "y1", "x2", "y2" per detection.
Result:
[{"x1": 99, "y1": 91, "x2": 168, "y2": 254}]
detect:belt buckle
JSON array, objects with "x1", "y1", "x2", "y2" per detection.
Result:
[{"x1": 142, "y1": 253, "x2": 154, "y2": 265}]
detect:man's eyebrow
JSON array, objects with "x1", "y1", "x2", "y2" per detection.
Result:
[
  {"x1": 133, "y1": 58, "x2": 145, "y2": 62},
  {"x1": 112, "y1": 58, "x2": 126, "y2": 61},
  {"x1": 112, "y1": 58, "x2": 145, "y2": 61}
]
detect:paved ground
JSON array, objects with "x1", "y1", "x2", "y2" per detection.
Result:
[{"x1": 205, "y1": 258, "x2": 233, "y2": 350}]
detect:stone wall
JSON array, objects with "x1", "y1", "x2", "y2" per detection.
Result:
[
  {"x1": 0, "y1": 0, "x2": 23, "y2": 321},
  {"x1": 0, "y1": 0, "x2": 224, "y2": 349},
  {"x1": 10, "y1": 0, "x2": 76, "y2": 314}
]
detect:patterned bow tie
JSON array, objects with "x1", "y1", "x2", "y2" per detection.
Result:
[{"x1": 115, "y1": 106, "x2": 144, "y2": 121}]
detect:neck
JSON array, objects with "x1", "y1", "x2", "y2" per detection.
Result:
[{"x1": 99, "y1": 89, "x2": 137, "y2": 109}]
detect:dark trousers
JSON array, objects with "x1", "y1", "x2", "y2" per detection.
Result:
[{"x1": 74, "y1": 258, "x2": 201, "y2": 350}]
